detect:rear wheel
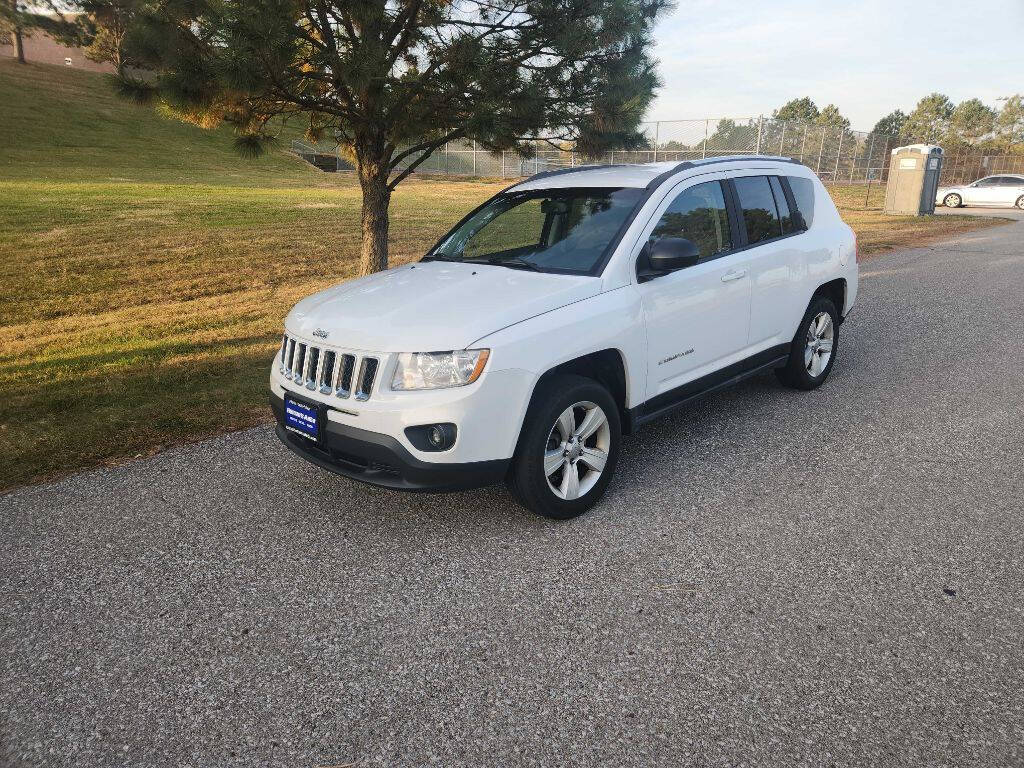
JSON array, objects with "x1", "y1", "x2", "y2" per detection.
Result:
[
  {"x1": 943, "y1": 193, "x2": 962, "y2": 208},
  {"x1": 507, "y1": 374, "x2": 621, "y2": 519},
  {"x1": 776, "y1": 296, "x2": 839, "y2": 390},
  {"x1": 1016, "y1": 195, "x2": 1024, "y2": 210}
]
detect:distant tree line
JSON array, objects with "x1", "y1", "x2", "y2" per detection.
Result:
[
  {"x1": 872, "y1": 94, "x2": 1024, "y2": 152},
  {"x1": 770, "y1": 96, "x2": 1022, "y2": 152}
]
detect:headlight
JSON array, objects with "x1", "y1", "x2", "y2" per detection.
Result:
[{"x1": 391, "y1": 349, "x2": 490, "y2": 391}]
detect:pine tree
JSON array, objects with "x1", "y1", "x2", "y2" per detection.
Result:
[
  {"x1": 79, "y1": 0, "x2": 143, "y2": 75},
  {"x1": 947, "y1": 98, "x2": 996, "y2": 146},
  {"x1": 772, "y1": 97, "x2": 819, "y2": 123},
  {"x1": 872, "y1": 110, "x2": 907, "y2": 137},
  {"x1": 902, "y1": 93, "x2": 954, "y2": 143},
  {"x1": 128, "y1": 0, "x2": 672, "y2": 276},
  {"x1": 994, "y1": 95, "x2": 1024, "y2": 149},
  {"x1": 815, "y1": 104, "x2": 850, "y2": 131}
]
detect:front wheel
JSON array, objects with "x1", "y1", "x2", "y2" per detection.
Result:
[
  {"x1": 1016, "y1": 195, "x2": 1024, "y2": 210},
  {"x1": 776, "y1": 297, "x2": 839, "y2": 390},
  {"x1": 943, "y1": 193, "x2": 962, "y2": 208},
  {"x1": 507, "y1": 374, "x2": 621, "y2": 519}
]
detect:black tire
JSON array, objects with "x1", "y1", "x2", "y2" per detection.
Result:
[
  {"x1": 776, "y1": 296, "x2": 840, "y2": 390},
  {"x1": 507, "y1": 374, "x2": 621, "y2": 520},
  {"x1": 943, "y1": 193, "x2": 962, "y2": 208},
  {"x1": 1016, "y1": 195, "x2": 1024, "y2": 210}
]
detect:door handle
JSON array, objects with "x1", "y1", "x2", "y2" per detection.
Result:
[{"x1": 721, "y1": 269, "x2": 747, "y2": 282}]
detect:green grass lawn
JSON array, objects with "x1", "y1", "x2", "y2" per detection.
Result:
[{"x1": 0, "y1": 59, "x2": 1007, "y2": 491}]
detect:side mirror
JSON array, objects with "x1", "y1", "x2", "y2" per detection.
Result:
[{"x1": 638, "y1": 238, "x2": 700, "y2": 282}]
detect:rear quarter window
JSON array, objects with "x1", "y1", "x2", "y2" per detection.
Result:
[
  {"x1": 787, "y1": 176, "x2": 815, "y2": 229},
  {"x1": 733, "y1": 176, "x2": 782, "y2": 245}
]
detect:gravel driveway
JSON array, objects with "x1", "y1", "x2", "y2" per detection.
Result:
[{"x1": 3, "y1": 212, "x2": 1024, "y2": 767}]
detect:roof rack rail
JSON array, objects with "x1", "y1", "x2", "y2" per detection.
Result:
[
  {"x1": 510, "y1": 153, "x2": 800, "y2": 191},
  {"x1": 513, "y1": 163, "x2": 633, "y2": 186}
]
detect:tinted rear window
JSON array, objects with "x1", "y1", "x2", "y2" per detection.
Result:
[
  {"x1": 733, "y1": 176, "x2": 782, "y2": 244},
  {"x1": 769, "y1": 176, "x2": 796, "y2": 235},
  {"x1": 787, "y1": 176, "x2": 815, "y2": 229}
]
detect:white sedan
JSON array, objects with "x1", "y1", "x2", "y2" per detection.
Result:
[{"x1": 936, "y1": 175, "x2": 1024, "y2": 209}]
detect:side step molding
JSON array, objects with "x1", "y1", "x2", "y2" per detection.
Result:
[{"x1": 629, "y1": 346, "x2": 790, "y2": 431}]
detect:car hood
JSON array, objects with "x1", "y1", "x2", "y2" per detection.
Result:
[{"x1": 286, "y1": 261, "x2": 602, "y2": 352}]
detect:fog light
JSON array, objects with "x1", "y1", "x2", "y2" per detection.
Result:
[
  {"x1": 428, "y1": 425, "x2": 445, "y2": 448},
  {"x1": 405, "y1": 423, "x2": 457, "y2": 452}
]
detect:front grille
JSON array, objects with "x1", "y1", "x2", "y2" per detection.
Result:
[{"x1": 279, "y1": 333, "x2": 379, "y2": 401}]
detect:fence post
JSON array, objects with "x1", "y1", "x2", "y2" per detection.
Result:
[
  {"x1": 501, "y1": 150, "x2": 505, "y2": 178},
  {"x1": 755, "y1": 115, "x2": 764, "y2": 154},
  {"x1": 570, "y1": 149, "x2": 575, "y2": 167},
  {"x1": 702, "y1": 120, "x2": 709, "y2": 158},
  {"x1": 653, "y1": 121, "x2": 660, "y2": 162},
  {"x1": 833, "y1": 129, "x2": 844, "y2": 182},
  {"x1": 864, "y1": 133, "x2": 876, "y2": 184},
  {"x1": 799, "y1": 125, "x2": 808, "y2": 163},
  {"x1": 472, "y1": 139, "x2": 477, "y2": 176},
  {"x1": 779, "y1": 121, "x2": 786, "y2": 155},
  {"x1": 848, "y1": 136, "x2": 859, "y2": 184},
  {"x1": 444, "y1": 142, "x2": 449, "y2": 175},
  {"x1": 816, "y1": 127, "x2": 826, "y2": 174}
]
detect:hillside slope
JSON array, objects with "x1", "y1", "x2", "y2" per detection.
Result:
[{"x1": 0, "y1": 59, "x2": 313, "y2": 184}]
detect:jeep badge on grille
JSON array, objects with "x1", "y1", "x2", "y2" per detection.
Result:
[{"x1": 312, "y1": 328, "x2": 330, "y2": 339}]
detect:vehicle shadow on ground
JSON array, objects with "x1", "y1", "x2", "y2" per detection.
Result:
[{"x1": 282, "y1": 367, "x2": 824, "y2": 532}]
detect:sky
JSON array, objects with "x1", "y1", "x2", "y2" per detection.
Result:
[{"x1": 647, "y1": 0, "x2": 1024, "y2": 131}]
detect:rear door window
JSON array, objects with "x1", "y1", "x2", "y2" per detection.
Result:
[
  {"x1": 787, "y1": 176, "x2": 815, "y2": 229},
  {"x1": 733, "y1": 176, "x2": 782, "y2": 245},
  {"x1": 769, "y1": 176, "x2": 797, "y2": 234},
  {"x1": 650, "y1": 180, "x2": 733, "y2": 260}
]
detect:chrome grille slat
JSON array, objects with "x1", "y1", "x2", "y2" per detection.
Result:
[
  {"x1": 306, "y1": 347, "x2": 321, "y2": 390},
  {"x1": 355, "y1": 357, "x2": 378, "y2": 401},
  {"x1": 336, "y1": 354, "x2": 356, "y2": 398},
  {"x1": 279, "y1": 333, "x2": 378, "y2": 401},
  {"x1": 320, "y1": 351, "x2": 336, "y2": 394},
  {"x1": 293, "y1": 343, "x2": 307, "y2": 384},
  {"x1": 284, "y1": 338, "x2": 296, "y2": 376}
]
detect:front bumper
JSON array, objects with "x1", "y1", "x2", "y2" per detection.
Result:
[{"x1": 270, "y1": 391, "x2": 509, "y2": 492}]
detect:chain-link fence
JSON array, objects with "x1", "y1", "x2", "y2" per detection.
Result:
[
  {"x1": 936, "y1": 151, "x2": 1024, "y2": 185},
  {"x1": 297, "y1": 117, "x2": 1023, "y2": 188}
]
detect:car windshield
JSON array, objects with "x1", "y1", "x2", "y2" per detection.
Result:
[{"x1": 427, "y1": 187, "x2": 644, "y2": 274}]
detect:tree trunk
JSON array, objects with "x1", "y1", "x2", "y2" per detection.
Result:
[
  {"x1": 357, "y1": 162, "x2": 391, "y2": 276},
  {"x1": 9, "y1": 0, "x2": 24, "y2": 63}
]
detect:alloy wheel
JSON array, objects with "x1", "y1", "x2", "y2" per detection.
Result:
[
  {"x1": 804, "y1": 312, "x2": 834, "y2": 378},
  {"x1": 544, "y1": 401, "x2": 611, "y2": 500},
  {"x1": 945, "y1": 194, "x2": 961, "y2": 208}
]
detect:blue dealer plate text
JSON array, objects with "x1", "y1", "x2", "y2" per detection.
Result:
[{"x1": 284, "y1": 396, "x2": 319, "y2": 440}]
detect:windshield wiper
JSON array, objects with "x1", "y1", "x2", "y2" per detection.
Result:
[
  {"x1": 484, "y1": 255, "x2": 544, "y2": 272},
  {"x1": 420, "y1": 254, "x2": 462, "y2": 263}
]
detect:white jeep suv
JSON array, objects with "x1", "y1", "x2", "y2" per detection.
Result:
[{"x1": 270, "y1": 156, "x2": 858, "y2": 518}]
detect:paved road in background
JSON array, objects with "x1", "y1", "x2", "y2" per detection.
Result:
[{"x1": 3, "y1": 211, "x2": 1024, "y2": 767}]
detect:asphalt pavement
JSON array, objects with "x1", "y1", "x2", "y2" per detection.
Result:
[{"x1": 3, "y1": 209, "x2": 1024, "y2": 767}]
